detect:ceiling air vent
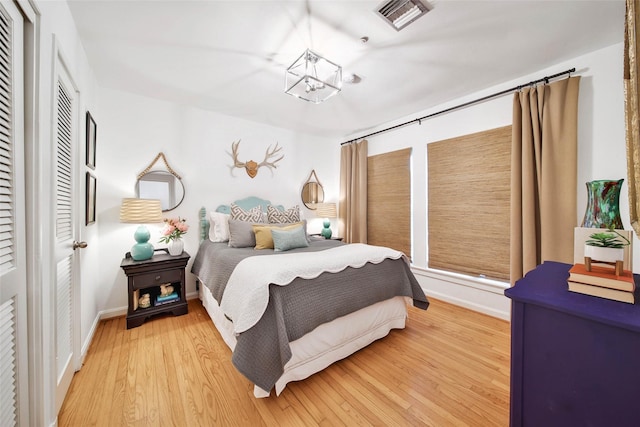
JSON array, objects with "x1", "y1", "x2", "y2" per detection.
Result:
[{"x1": 375, "y1": 0, "x2": 433, "y2": 31}]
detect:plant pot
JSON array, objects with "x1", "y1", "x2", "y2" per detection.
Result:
[
  {"x1": 168, "y1": 238, "x2": 184, "y2": 256},
  {"x1": 584, "y1": 244, "x2": 623, "y2": 263}
]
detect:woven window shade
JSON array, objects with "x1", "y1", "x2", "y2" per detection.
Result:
[
  {"x1": 368, "y1": 148, "x2": 412, "y2": 258},
  {"x1": 428, "y1": 126, "x2": 511, "y2": 281}
]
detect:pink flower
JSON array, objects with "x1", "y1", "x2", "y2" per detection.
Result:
[{"x1": 158, "y1": 217, "x2": 188, "y2": 243}]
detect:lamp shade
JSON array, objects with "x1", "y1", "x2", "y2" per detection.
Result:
[
  {"x1": 120, "y1": 198, "x2": 163, "y2": 261},
  {"x1": 316, "y1": 202, "x2": 337, "y2": 239},
  {"x1": 316, "y1": 202, "x2": 337, "y2": 219},
  {"x1": 119, "y1": 198, "x2": 163, "y2": 224}
]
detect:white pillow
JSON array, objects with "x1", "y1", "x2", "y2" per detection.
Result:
[{"x1": 208, "y1": 211, "x2": 230, "y2": 242}]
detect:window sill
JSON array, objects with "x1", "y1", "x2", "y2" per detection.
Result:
[{"x1": 411, "y1": 265, "x2": 510, "y2": 295}]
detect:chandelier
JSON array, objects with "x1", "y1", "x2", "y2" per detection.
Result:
[{"x1": 285, "y1": 49, "x2": 342, "y2": 104}]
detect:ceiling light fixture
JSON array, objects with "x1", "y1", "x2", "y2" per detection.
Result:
[
  {"x1": 376, "y1": 0, "x2": 433, "y2": 31},
  {"x1": 285, "y1": 49, "x2": 342, "y2": 104}
]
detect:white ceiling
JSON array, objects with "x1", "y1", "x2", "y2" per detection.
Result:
[{"x1": 67, "y1": 0, "x2": 625, "y2": 140}]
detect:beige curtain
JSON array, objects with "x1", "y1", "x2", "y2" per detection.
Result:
[
  {"x1": 339, "y1": 139, "x2": 368, "y2": 243},
  {"x1": 510, "y1": 77, "x2": 581, "y2": 283},
  {"x1": 625, "y1": 0, "x2": 640, "y2": 237}
]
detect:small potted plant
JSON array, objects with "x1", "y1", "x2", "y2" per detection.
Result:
[{"x1": 584, "y1": 226, "x2": 631, "y2": 264}]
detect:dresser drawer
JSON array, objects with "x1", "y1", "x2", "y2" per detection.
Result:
[{"x1": 132, "y1": 269, "x2": 182, "y2": 288}]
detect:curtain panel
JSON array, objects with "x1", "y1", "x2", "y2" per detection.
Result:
[
  {"x1": 625, "y1": 0, "x2": 640, "y2": 237},
  {"x1": 510, "y1": 76, "x2": 581, "y2": 283},
  {"x1": 339, "y1": 139, "x2": 368, "y2": 243}
]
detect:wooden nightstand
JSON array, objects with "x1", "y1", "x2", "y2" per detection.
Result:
[{"x1": 120, "y1": 249, "x2": 190, "y2": 329}]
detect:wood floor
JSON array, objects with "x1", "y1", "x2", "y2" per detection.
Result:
[{"x1": 59, "y1": 298, "x2": 511, "y2": 426}]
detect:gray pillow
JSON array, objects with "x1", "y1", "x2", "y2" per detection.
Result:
[
  {"x1": 228, "y1": 219, "x2": 257, "y2": 248},
  {"x1": 272, "y1": 226, "x2": 310, "y2": 252},
  {"x1": 228, "y1": 218, "x2": 311, "y2": 248}
]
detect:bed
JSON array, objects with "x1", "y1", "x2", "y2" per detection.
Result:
[{"x1": 191, "y1": 196, "x2": 429, "y2": 398}]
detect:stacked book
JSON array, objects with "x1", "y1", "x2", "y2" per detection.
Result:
[
  {"x1": 568, "y1": 263, "x2": 636, "y2": 304},
  {"x1": 155, "y1": 291, "x2": 179, "y2": 306}
]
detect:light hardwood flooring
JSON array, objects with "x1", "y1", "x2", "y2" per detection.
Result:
[{"x1": 59, "y1": 298, "x2": 511, "y2": 426}]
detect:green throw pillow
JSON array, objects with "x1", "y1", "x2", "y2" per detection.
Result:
[{"x1": 272, "y1": 226, "x2": 309, "y2": 252}]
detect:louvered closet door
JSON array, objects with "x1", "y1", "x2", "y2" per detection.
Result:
[
  {"x1": 54, "y1": 63, "x2": 79, "y2": 414},
  {"x1": 0, "y1": 2, "x2": 28, "y2": 426}
]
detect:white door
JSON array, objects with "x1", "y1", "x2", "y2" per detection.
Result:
[
  {"x1": 0, "y1": 1, "x2": 29, "y2": 426},
  {"x1": 53, "y1": 56, "x2": 82, "y2": 413}
]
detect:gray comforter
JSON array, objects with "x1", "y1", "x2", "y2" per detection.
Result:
[{"x1": 191, "y1": 239, "x2": 429, "y2": 393}]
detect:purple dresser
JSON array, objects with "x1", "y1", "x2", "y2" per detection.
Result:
[{"x1": 505, "y1": 261, "x2": 640, "y2": 427}]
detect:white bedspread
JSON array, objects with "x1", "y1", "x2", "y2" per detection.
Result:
[{"x1": 220, "y1": 243, "x2": 405, "y2": 334}]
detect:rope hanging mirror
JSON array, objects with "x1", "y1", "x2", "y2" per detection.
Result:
[
  {"x1": 136, "y1": 152, "x2": 185, "y2": 212},
  {"x1": 301, "y1": 169, "x2": 324, "y2": 210}
]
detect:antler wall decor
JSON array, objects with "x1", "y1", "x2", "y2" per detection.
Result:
[{"x1": 229, "y1": 140, "x2": 284, "y2": 178}]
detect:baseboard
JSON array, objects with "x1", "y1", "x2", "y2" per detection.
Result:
[
  {"x1": 411, "y1": 267, "x2": 511, "y2": 321},
  {"x1": 80, "y1": 313, "x2": 102, "y2": 366},
  {"x1": 99, "y1": 306, "x2": 127, "y2": 320}
]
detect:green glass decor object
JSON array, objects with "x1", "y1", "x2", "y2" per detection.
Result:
[
  {"x1": 131, "y1": 225, "x2": 154, "y2": 261},
  {"x1": 321, "y1": 219, "x2": 332, "y2": 239},
  {"x1": 581, "y1": 179, "x2": 624, "y2": 229}
]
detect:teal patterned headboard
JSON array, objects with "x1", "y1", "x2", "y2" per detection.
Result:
[{"x1": 199, "y1": 196, "x2": 284, "y2": 242}]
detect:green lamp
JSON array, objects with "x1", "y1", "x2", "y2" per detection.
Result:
[
  {"x1": 120, "y1": 198, "x2": 163, "y2": 261},
  {"x1": 316, "y1": 202, "x2": 337, "y2": 239}
]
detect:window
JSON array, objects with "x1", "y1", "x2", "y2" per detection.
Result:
[
  {"x1": 368, "y1": 148, "x2": 412, "y2": 258},
  {"x1": 427, "y1": 126, "x2": 511, "y2": 281}
]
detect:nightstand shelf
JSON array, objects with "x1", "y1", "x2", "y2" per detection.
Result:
[{"x1": 120, "y1": 249, "x2": 190, "y2": 329}]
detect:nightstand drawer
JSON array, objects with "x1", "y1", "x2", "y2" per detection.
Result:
[{"x1": 132, "y1": 269, "x2": 182, "y2": 288}]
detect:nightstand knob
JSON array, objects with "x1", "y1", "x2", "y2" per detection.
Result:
[{"x1": 155, "y1": 275, "x2": 161, "y2": 281}]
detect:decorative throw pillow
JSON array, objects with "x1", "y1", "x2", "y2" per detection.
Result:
[
  {"x1": 272, "y1": 226, "x2": 310, "y2": 252},
  {"x1": 208, "y1": 211, "x2": 230, "y2": 242},
  {"x1": 267, "y1": 204, "x2": 300, "y2": 224},
  {"x1": 253, "y1": 222, "x2": 304, "y2": 250},
  {"x1": 230, "y1": 203, "x2": 263, "y2": 222},
  {"x1": 228, "y1": 219, "x2": 259, "y2": 248}
]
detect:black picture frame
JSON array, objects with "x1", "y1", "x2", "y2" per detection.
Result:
[
  {"x1": 86, "y1": 111, "x2": 96, "y2": 169},
  {"x1": 86, "y1": 172, "x2": 96, "y2": 225}
]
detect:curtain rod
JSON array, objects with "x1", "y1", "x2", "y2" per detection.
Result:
[{"x1": 340, "y1": 67, "x2": 576, "y2": 145}]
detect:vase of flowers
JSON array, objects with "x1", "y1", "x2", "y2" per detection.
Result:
[{"x1": 159, "y1": 217, "x2": 189, "y2": 256}]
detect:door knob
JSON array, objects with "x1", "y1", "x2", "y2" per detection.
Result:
[{"x1": 73, "y1": 241, "x2": 88, "y2": 250}]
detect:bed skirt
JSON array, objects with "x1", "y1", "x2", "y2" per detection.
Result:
[{"x1": 199, "y1": 282, "x2": 409, "y2": 397}]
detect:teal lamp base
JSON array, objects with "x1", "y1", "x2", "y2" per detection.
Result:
[
  {"x1": 130, "y1": 225, "x2": 154, "y2": 261},
  {"x1": 321, "y1": 219, "x2": 332, "y2": 239}
]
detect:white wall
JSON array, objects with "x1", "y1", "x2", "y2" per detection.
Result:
[
  {"x1": 348, "y1": 43, "x2": 628, "y2": 319},
  {"x1": 95, "y1": 88, "x2": 339, "y2": 315}
]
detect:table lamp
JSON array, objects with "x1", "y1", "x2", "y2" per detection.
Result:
[
  {"x1": 120, "y1": 198, "x2": 163, "y2": 261},
  {"x1": 316, "y1": 202, "x2": 337, "y2": 239}
]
